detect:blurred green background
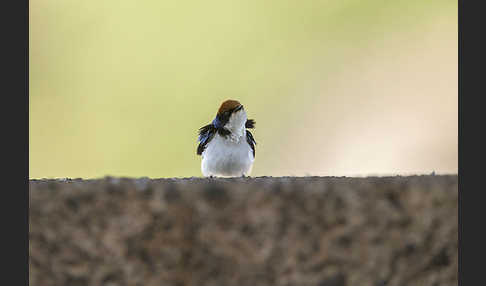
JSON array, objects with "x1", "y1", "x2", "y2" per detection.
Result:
[{"x1": 30, "y1": 0, "x2": 457, "y2": 179}]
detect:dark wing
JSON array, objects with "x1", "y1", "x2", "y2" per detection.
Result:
[
  {"x1": 245, "y1": 119, "x2": 256, "y2": 129},
  {"x1": 197, "y1": 124, "x2": 216, "y2": 155},
  {"x1": 246, "y1": 130, "x2": 256, "y2": 158}
]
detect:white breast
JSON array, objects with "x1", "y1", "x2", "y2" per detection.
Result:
[{"x1": 201, "y1": 132, "x2": 254, "y2": 177}]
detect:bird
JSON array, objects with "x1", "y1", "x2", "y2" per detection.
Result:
[{"x1": 196, "y1": 99, "x2": 256, "y2": 177}]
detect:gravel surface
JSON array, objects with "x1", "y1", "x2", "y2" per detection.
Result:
[{"x1": 29, "y1": 175, "x2": 458, "y2": 286}]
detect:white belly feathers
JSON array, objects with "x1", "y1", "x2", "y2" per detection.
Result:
[{"x1": 201, "y1": 132, "x2": 254, "y2": 177}]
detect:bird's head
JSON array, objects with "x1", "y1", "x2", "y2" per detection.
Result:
[{"x1": 212, "y1": 99, "x2": 247, "y2": 136}]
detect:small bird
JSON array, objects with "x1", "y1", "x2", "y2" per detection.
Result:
[{"x1": 197, "y1": 99, "x2": 256, "y2": 177}]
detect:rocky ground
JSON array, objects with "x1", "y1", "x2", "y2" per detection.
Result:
[{"x1": 29, "y1": 175, "x2": 458, "y2": 286}]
